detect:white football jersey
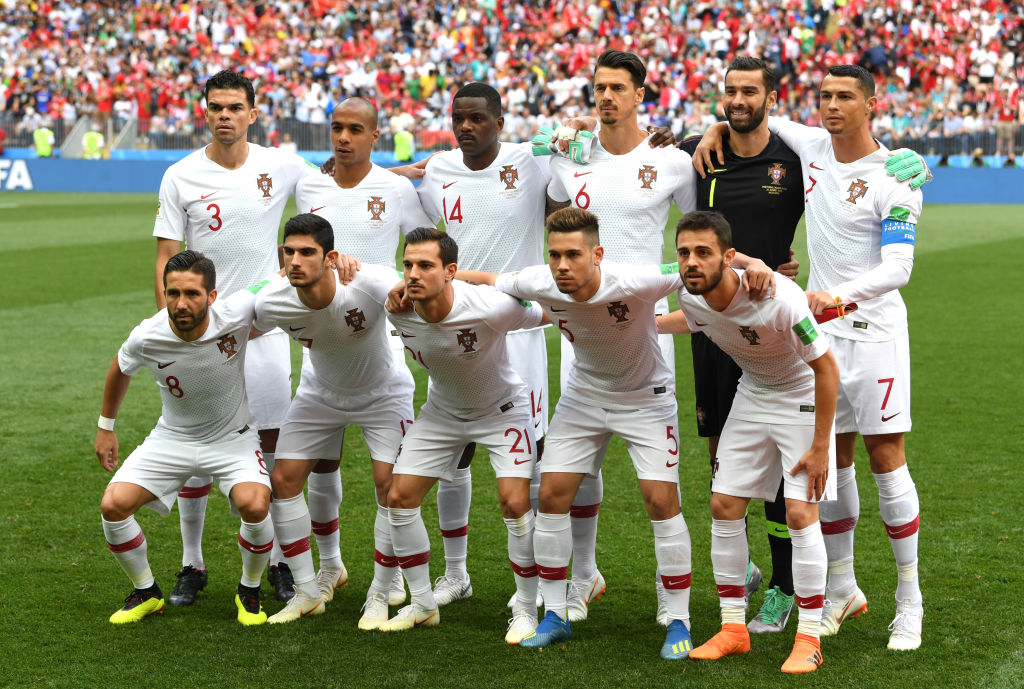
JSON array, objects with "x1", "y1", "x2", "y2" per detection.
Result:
[
  {"x1": 677, "y1": 269, "x2": 831, "y2": 423},
  {"x1": 253, "y1": 264, "x2": 402, "y2": 393},
  {"x1": 297, "y1": 163, "x2": 432, "y2": 266},
  {"x1": 771, "y1": 118, "x2": 922, "y2": 341},
  {"x1": 388, "y1": 281, "x2": 544, "y2": 420},
  {"x1": 153, "y1": 143, "x2": 314, "y2": 297},
  {"x1": 418, "y1": 142, "x2": 548, "y2": 272},
  {"x1": 548, "y1": 136, "x2": 697, "y2": 264},
  {"x1": 495, "y1": 261, "x2": 680, "y2": 410},
  {"x1": 118, "y1": 287, "x2": 264, "y2": 442}
]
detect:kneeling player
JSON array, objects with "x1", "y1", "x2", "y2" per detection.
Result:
[
  {"x1": 94, "y1": 251, "x2": 274, "y2": 626},
  {"x1": 658, "y1": 212, "x2": 838, "y2": 673},
  {"x1": 384, "y1": 228, "x2": 545, "y2": 643},
  {"x1": 251, "y1": 214, "x2": 415, "y2": 627}
]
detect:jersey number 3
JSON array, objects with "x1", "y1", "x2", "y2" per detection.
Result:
[{"x1": 207, "y1": 203, "x2": 222, "y2": 231}]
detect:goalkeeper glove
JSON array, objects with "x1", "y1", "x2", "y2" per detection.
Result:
[
  {"x1": 531, "y1": 126, "x2": 557, "y2": 157},
  {"x1": 885, "y1": 149, "x2": 933, "y2": 191}
]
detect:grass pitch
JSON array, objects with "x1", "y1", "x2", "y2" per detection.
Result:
[{"x1": 1, "y1": 193, "x2": 1022, "y2": 688}]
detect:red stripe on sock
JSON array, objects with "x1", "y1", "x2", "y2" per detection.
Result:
[
  {"x1": 280, "y1": 537, "x2": 311, "y2": 558},
  {"x1": 440, "y1": 525, "x2": 468, "y2": 538},
  {"x1": 510, "y1": 560, "x2": 538, "y2": 578},
  {"x1": 884, "y1": 514, "x2": 920, "y2": 539},
  {"x1": 374, "y1": 550, "x2": 399, "y2": 568},
  {"x1": 107, "y1": 532, "x2": 145, "y2": 553},
  {"x1": 537, "y1": 565, "x2": 568, "y2": 581},
  {"x1": 238, "y1": 534, "x2": 273, "y2": 554},
  {"x1": 716, "y1": 584, "x2": 746, "y2": 598},
  {"x1": 661, "y1": 573, "x2": 691, "y2": 590},
  {"x1": 177, "y1": 483, "x2": 213, "y2": 499},
  {"x1": 398, "y1": 551, "x2": 430, "y2": 569},
  {"x1": 311, "y1": 518, "x2": 339, "y2": 536},
  {"x1": 797, "y1": 594, "x2": 825, "y2": 610},
  {"x1": 570, "y1": 503, "x2": 601, "y2": 519},
  {"x1": 820, "y1": 517, "x2": 858, "y2": 535}
]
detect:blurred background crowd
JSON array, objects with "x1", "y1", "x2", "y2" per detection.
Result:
[{"x1": 1, "y1": 0, "x2": 1022, "y2": 164}]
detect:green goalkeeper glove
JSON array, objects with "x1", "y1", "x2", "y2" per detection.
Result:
[
  {"x1": 885, "y1": 149, "x2": 933, "y2": 190},
  {"x1": 531, "y1": 127, "x2": 557, "y2": 157}
]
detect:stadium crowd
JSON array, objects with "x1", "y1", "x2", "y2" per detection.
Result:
[{"x1": 1, "y1": 0, "x2": 1022, "y2": 159}]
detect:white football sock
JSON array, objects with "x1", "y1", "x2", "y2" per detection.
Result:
[
  {"x1": 103, "y1": 515, "x2": 154, "y2": 589},
  {"x1": 790, "y1": 522, "x2": 826, "y2": 638},
  {"x1": 874, "y1": 465, "x2": 922, "y2": 604},
  {"x1": 820, "y1": 465, "x2": 859, "y2": 596},
  {"x1": 389, "y1": 506, "x2": 436, "y2": 608},
  {"x1": 238, "y1": 515, "x2": 274, "y2": 588},
  {"x1": 270, "y1": 493, "x2": 317, "y2": 598},
  {"x1": 261, "y1": 454, "x2": 285, "y2": 566},
  {"x1": 710, "y1": 517, "x2": 747, "y2": 623},
  {"x1": 653, "y1": 514, "x2": 692, "y2": 625},
  {"x1": 371, "y1": 503, "x2": 398, "y2": 595},
  {"x1": 569, "y1": 471, "x2": 603, "y2": 582},
  {"x1": 308, "y1": 469, "x2": 342, "y2": 569},
  {"x1": 437, "y1": 467, "x2": 471, "y2": 579},
  {"x1": 505, "y1": 511, "x2": 538, "y2": 610},
  {"x1": 177, "y1": 476, "x2": 211, "y2": 568},
  {"x1": 534, "y1": 512, "x2": 572, "y2": 619}
]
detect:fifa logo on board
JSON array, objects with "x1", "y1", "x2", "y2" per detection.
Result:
[
  {"x1": 256, "y1": 173, "x2": 273, "y2": 198},
  {"x1": 499, "y1": 165, "x2": 519, "y2": 190},
  {"x1": 846, "y1": 178, "x2": 868, "y2": 204},
  {"x1": 367, "y1": 196, "x2": 386, "y2": 221},
  {"x1": 638, "y1": 165, "x2": 658, "y2": 189}
]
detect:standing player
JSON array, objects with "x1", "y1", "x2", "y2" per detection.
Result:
[
  {"x1": 94, "y1": 251, "x2": 274, "y2": 626},
  {"x1": 152, "y1": 70, "x2": 313, "y2": 604},
  {"x1": 658, "y1": 211, "x2": 838, "y2": 674},
  {"x1": 415, "y1": 82, "x2": 551, "y2": 608},
  {"x1": 696, "y1": 64, "x2": 925, "y2": 650},
  {"x1": 457, "y1": 208, "x2": 695, "y2": 660},
  {"x1": 249, "y1": 215, "x2": 415, "y2": 627},
  {"x1": 383, "y1": 228, "x2": 545, "y2": 644},
  {"x1": 296, "y1": 97, "x2": 431, "y2": 607},
  {"x1": 679, "y1": 57, "x2": 805, "y2": 633}
]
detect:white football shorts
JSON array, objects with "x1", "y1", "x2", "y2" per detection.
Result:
[
  {"x1": 244, "y1": 329, "x2": 292, "y2": 430},
  {"x1": 275, "y1": 372, "x2": 414, "y2": 463},
  {"x1": 541, "y1": 395, "x2": 682, "y2": 483},
  {"x1": 393, "y1": 396, "x2": 536, "y2": 481},
  {"x1": 110, "y1": 425, "x2": 270, "y2": 516},
  {"x1": 831, "y1": 333, "x2": 912, "y2": 435},
  {"x1": 508, "y1": 328, "x2": 549, "y2": 438}
]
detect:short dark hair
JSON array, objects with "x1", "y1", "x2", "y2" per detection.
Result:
[
  {"x1": 726, "y1": 56, "x2": 777, "y2": 93},
  {"x1": 826, "y1": 64, "x2": 875, "y2": 98},
  {"x1": 546, "y1": 207, "x2": 600, "y2": 246},
  {"x1": 452, "y1": 82, "x2": 502, "y2": 117},
  {"x1": 676, "y1": 211, "x2": 733, "y2": 251},
  {"x1": 164, "y1": 250, "x2": 216, "y2": 291},
  {"x1": 284, "y1": 213, "x2": 334, "y2": 254},
  {"x1": 595, "y1": 50, "x2": 646, "y2": 89},
  {"x1": 335, "y1": 96, "x2": 378, "y2": 127},
  {"x1": 405, "y1": 227, "x2": 458, "y2": 266},
  {"x1": 204, "y1": 69, "x2": 256, "y2": 108}
]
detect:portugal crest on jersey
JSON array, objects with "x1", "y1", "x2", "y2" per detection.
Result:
[
  {"x1": 768, "y1": 163, "x2": 786, "y2": 185},
  {"x1": 638, "y1": 165, "x2": 658, "y2": 189},
  {"x1": 607, "y1": 301, "x2": 630, "y2": 323},
  {"x1": 846, "y1": 178, "x2": 868, "y2": 204},
  {"x1": 345, "y1": 308, "x2": 367, "y2": 332},
  {"x1": 256, "y1": 173, "x2": 273, "y2": 198},
  {"x1": 456, "y1": 328, "x2": 478, "y2": 353},
  {"x1": 738, "y1": 326, "x2": 760, "y2": 345},
  {"x1": 367, "y1": 196, "x2": 386, "y2": 221},
  {"x1": 217, "y1": 334, "x2": 239, "y2": 357},
  {"x1": 499, "y1": 165, "x2": 519, "y2": 190}
]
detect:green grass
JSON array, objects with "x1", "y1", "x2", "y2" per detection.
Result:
[{"x1": 1, "y1": 192, "x2": 1022, "y2": 688}]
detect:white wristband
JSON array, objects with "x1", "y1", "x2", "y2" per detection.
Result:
[{"x1": 98, "y1": 415, "x2": 116, "y2": 431}]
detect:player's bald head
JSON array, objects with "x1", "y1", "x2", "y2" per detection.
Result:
[{"x1": 333, "y1": 97, "x2": 378, "y2": 128}]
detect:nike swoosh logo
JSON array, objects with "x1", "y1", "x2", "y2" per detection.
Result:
[
  {"x1": 550, "y1": 307, "x2": 566, "y2": 312},
  {"x1": 442, "y1": 182, "x2": 456, "y2": 189},
  {"x1": 416, "y1": 610, "x2": 438, "y2": 626},
  {"x1": 534, "y1": 420, "x2": 541, "y2": 428},
  {"x1": 401, "y1": 332, "x2": 415, "y2": 338},
  {"x1": 514, "y1": 458, "x2": 532, "y2": 465},
  {"x1": 664, "y1": 577, "x2": 686, "y2": 586},
  {"x1": 200, "y1": 192, "x2": 216, "y2": 200},
  {"x1": 809, "y1": 162, "x2": 824, "y2": 170},
  {"x1": 157, "y1": 361, "x2": 174, "y2": 369},
  {"x1": 881, "y1": 412, "x2": 901, "y2": 422},
  {"x1": 288, "y1": 326, "x2": 305, "y2": 332},
  {"x1": 573, "y1": 171, "x2": 592, "y2": 177},
  {"x1": 310, "y1": 206, "x2": 325, "y2": 213},
  {"x1": 666, "y1": 461, "x2": 679, "y2": 468},
  {"x1": 301, "y1": 601, "x2": 324, "y2": 616},
  {"x1": 694, "y1": 321, "x2": 708, "y2": 326}
]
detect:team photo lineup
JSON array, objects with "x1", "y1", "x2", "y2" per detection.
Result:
[{"x1": 89, "y1": 48, "x2": 934, "y2": 675}]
